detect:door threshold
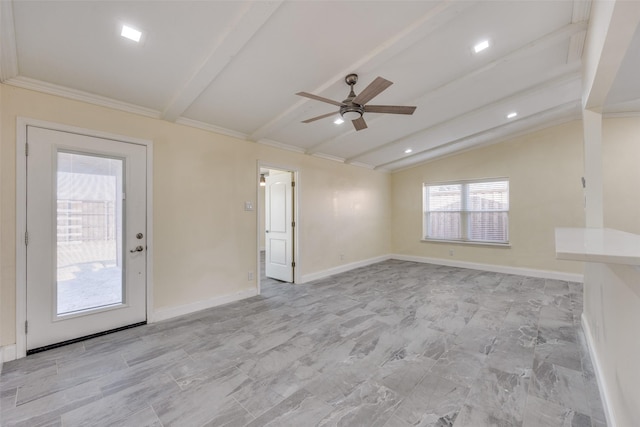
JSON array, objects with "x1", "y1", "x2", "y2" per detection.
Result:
[{"x1": 26, "y1": 321, "x2": 147, "y2": 355}]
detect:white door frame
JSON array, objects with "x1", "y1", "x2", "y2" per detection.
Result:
[
  {"x1": 15, "y1": 117, "x2": 154, "y2": 359},
  {"x1": 256, "y1": 161, "x2": 299, "y2": 294}
]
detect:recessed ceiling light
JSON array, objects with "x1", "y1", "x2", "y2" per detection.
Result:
[
  {"x1": 404, "y1": 148, "x2": 413, "y2": 154},
  {"x1": 121, "y1": 25, "x2": 142, "y2": 42},
  {"x1": 473, "y1": 40, "x2": 490, "y2": 53},
  {"x1": 506, "y1": 112, "x2": 518, "y2": 119},
  {"x1": 334, "y1": 117, "x2": 344, "y2": 125}
]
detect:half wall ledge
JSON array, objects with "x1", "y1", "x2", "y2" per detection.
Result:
[{"x1": 555, "y1": 227, "x2": 640, "y2": 266}]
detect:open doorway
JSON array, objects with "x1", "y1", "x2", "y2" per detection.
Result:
[{"x1": 258, "y1": 164, "x2": 298, "y2": 293}]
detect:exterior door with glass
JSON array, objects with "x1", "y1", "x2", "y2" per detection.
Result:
[{"x1": 25, "y1": 126, "x2": 147, "y2": 351}]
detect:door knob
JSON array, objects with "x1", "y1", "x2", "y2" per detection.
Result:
[
  {"x1": 266, "y1": 230, "x2": 270, "y2": 233},
  {"x1": 130, "y1": 246, "x2": 144, "y2": 253}
]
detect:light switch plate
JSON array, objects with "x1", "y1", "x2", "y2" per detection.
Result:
[{"x1": 244, "y1": 201, "x2": 254, "y2": 211}]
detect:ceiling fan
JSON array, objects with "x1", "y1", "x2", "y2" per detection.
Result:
[{"x1": 296, "y1": 74, "x2": 417, "y2": 131}]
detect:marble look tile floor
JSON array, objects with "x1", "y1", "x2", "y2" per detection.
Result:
[{"x1": 0, "y1": 260, "x2": 606, "y2": 426}]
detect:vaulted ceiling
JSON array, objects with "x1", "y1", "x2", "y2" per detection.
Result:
[{"x1": 1, "y1": 1, "x2": 638, "y2": 171}]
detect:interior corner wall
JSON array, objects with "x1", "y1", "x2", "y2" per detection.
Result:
[
  {"x1": 582, "y1": 115, "x2": 640, "y2": 426},
  {"x1": 390, "y1": 120, "x2": 585, "y2": 275},
  {"x1": 255, "y1": 150, "x2": 392, "y2": 277},
  {"x1": 0, "y1": 84, "x2": 391, "y2": 348}
]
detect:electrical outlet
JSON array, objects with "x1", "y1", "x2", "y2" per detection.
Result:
[
  {"x1": 248, "y1": 271, "x2": 254, "y2": 281},
  {"x1": 449, "y1": 249, "x2": 454, "y2": 256}
]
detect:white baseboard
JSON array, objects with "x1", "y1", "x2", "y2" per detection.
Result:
[
  {"x1": 581, "y1": 313, "x2": 616, "y2": 427},
  {"x1": 152, "y1": 287, "x2": 258, "y2": 323},
  {"x1": 299, "y1": 253, "x2": 583, "y2": 284},
  {"x1": 299, "y1": 255, "x2": 391, "y2": 283},
  {"x1": 390, "y1": 254, "x2": 584, "y2": 283},
  {"x1": 1, "y1": 344, "x2": 17, "y2": 364}
]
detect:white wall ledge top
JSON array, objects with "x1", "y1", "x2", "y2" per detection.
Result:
[{"x1": 555, "y1": 227, "x2": 640, "y2": 266}]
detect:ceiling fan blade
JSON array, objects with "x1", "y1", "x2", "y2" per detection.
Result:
[
  {"x1": 352, "y1": 77, "x2": 393, "y2": 105},
  {"x1": 365, "y1": 105, "x2": 417, "y2": 115},
  {"x1": 302, "y1": 111, "x2": 338, "y2": 123},
  {"x1": 352, "y1": 117, "x2": 367, "y2": 131},
  {"x1": 296, "y1": 92, "x2": 343, "y2": 107}
]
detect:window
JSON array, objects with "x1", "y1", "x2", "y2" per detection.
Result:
[{"x1": 423, "y1": 178, "x2": 509, "y2": 244}]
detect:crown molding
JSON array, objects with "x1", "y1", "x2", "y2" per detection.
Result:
[
  {"x1": 174, "y1": 117, "x2": 249, "y2": 140},
  {"x1": 5, "y1": 76, "x2": 161, "y2": 119},
  {"x1": 572, "y1": 0, "x2": 592, "y2": 23},
  {"x1": 311, "y1": 152, "x2": 345, "y2": 163},
  {"x1": 567, "y1": 30, "x2": 587, "y2": 63},
  {"x1": 0, "y1": 0, "x2": 18, "y2": 82},
  {"x1": 348, "y1": 161, "x2": 377, "y2": 170},
  {"x1": 603, "y1": 98, "x2": 640, "y2": 117},
  {"x1": 3, "y1": 75, "x2": 394, "y2": 164},
  {"x1": 603, "y1": 110, "x2": 640, "y2": 118},
  {"x1": 257, "y1": 138, "x2": 306, "y2": 154}
]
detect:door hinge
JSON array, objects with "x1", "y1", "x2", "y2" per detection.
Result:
[
  {"x1": 25, "y1": 231, "x2": 29, "y2": 246},
  {"x1": 291, "y1": 261, "x2": 295, "y2": 268},
  {"x1": 292, "y1": 221, "x2": 295, "y2": 228},
  {"x1": 25, "y1": 142, "x2": 29, "y2": 156},
  {"x1": 25, "y1": 320, "x2": 28, "y2": 334},
  {"x1": 291, "y1": 181, "x2": 295, "y2": 187}
]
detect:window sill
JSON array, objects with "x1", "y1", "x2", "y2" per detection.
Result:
[{"x1": 421, "y1": 239, "x2": 511, "y2": 248}]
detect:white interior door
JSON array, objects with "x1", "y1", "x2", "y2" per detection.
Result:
[
  {"x1": 25, "y1": 126, "x2": 147, "y2": 351},
  {"x1": 265, "y1": 171, "x2": 293, "y2": 282}
]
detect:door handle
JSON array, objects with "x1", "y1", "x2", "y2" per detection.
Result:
[
  {"x1": 266, "y1": 230, "x2": 270, "y2": 233},
  {"x1": 130, "y1": 246, "x2": 144, "y2": 253}
]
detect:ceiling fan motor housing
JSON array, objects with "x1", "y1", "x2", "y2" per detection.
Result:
[
  {"x1": 297, "y1": 73, "x2": 415, "y2": 131},
  {"x1": 341, "y1": 73, "x2": 363, "y2": 120}
]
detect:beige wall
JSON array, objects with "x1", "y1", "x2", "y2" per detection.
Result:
[
  {"x1": 0, "y1": 84, "x2": 391, "y2": 346},
  {"x1": 391, "y1": 121, "x2": 585, "y2": 274},
  {"x1": 259, "y1": 183, "x2": 265, "y2": 250},
  {"x1": 255, "y1": 154, "x2": 391, "y2": 276},
  {"x1": 0, "y1": 83, "x2": 3, "y2": 363},
  {"x1": 603, "y1": 117, "x2": 640, "y2": 234},
  {"x1": 584, "y1": 115, "x2": 640, "y2": 426}
]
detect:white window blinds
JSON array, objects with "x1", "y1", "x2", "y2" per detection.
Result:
[{"x1": 424, "y1": 179, "x2": 509, "y2": 244}]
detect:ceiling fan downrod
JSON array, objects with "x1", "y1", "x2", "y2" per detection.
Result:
[{"x1": 341, "y1": 73, "x2": 364, "y2": 120}]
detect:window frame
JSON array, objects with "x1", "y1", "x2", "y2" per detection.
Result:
[{"x1": 422, "y1": 177, "x2": 510, "y2": 246}]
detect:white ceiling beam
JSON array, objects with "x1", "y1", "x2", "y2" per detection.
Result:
[
  {"x1": 162, "y1": 1, "x2": 282, "y2": 122},
  {"x1": 344, "y1": 69, "x2": 581, "y2": 164},
  {"x1": 375, "y1": 100, "x2": 581, "y2": 171},
  {"x1": 306, "y1": 20, "x2": 588, "y2": 156},
  {"x1": 248, "y1": 0, "x2": 477, "y2": 142},
  {"x1": 582, "y1": 0, "x2": 640, "y2": 111},
  {"x1": 0, "y1": 0, "x2": 19, "y2": 81}
]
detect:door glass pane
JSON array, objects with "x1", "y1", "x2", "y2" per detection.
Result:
[{"x1": 56, "y1": 152, "x2": 124, "y2": 315}]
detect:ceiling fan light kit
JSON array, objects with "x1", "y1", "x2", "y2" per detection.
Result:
[
  {"x1": 340, "y1": 108, "x2": 363, "y2": 121},
  {"x1": 297, "y1": 73, "x2": 416, "y2": 131}
]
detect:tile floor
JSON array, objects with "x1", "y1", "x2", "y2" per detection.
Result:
[{"x1": 0, "y1": 260, "x2": 606, "y2": 426}]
